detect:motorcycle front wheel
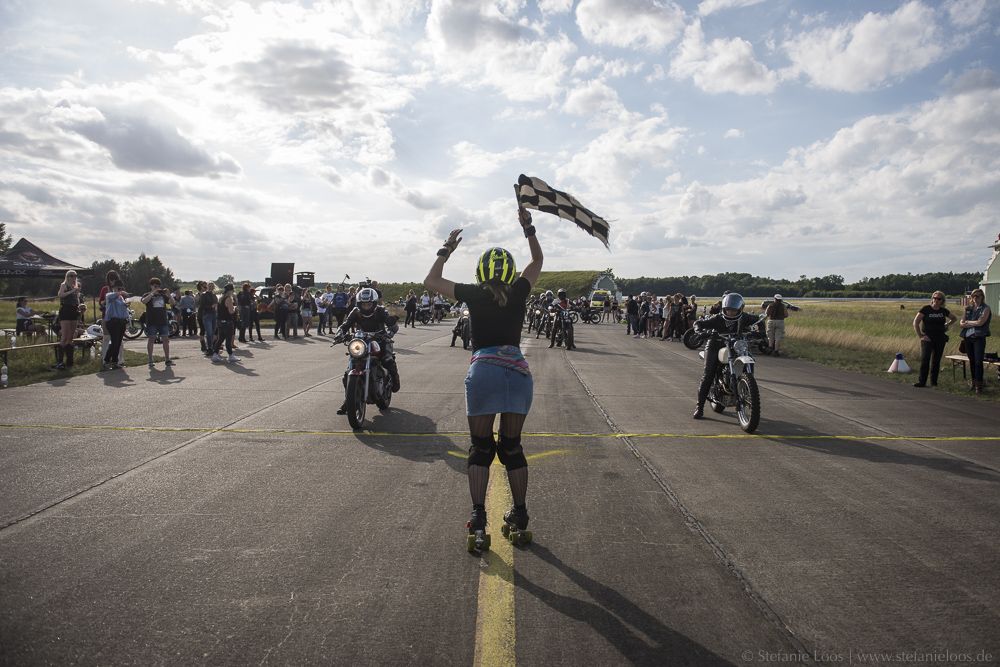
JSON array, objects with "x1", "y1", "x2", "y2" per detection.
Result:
[
  {"x1": 123, "y1": 320, "x2": 143, "y2": 340},
  {"x1": 346, "y1": 375, "x2": 367, "y2": 430},
  {"x1": 169, "y1": 320, "x2": 180, "y2": 338},
  {"x1": 462, "y1": 323, "x2": 470, "y2": 349},
  {"x1": 682, "y1": 328, "x2": 701, "y2": 350},
  {"x1": 736, "y1": 373, "x2": 761, "y2": 433}
]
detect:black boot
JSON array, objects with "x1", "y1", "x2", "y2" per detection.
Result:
[
  {"x1": 65, "y1": 344, "x2": 75, "y2": 367},
  {"x1": 469, "y1": 505, "x2": 487, "y2": 532},
  {"x1": 693, "y1": 404, "x2": 704, "y2": 419},
  {"x1": 503, "y1": 505, "x2": 529, "y2": 530}
]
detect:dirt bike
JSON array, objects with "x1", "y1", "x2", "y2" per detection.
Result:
[
  {"x1": 451, "y1": 305, "x2": 471, "y2": 349},
  {"x1": 573, "y1": 304, "x2": 600, "y2": 324},
  {"x1": 700, "y1": 317, "x2": 766, "y2": 433},
  {"x1": 333, "y1": 324, "x2": 397, "y2": 430}
]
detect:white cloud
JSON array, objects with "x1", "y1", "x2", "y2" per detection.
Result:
[
  {"x1": 538, "y1": 0, "x2": 574, "y2": 14},
  {"x1": 576, "y1": 0, "x2": 686, "y2": 52},
  {"x1": 563, "y1": 79, "x2": 626, "y2": 117},
  {"x1": 943, "y1": 0, "x2": 989, "y2": 27},
  {"x1": 669, "y1": 19, "x2": 777, "y2": 94},
  {"x1": 697, "y1": 0, "x2": 765, "y2": 17},
  {"x1": 450, "y1": 141, "x2": 534, "y2": 178},
  {"x1": 724, "y1": 128, "x2": 744, "y2": 139},
  {"x1": 556, "y1": 112, "x2": 686, "y2": 197},
  {"x1": 782, "y1": 1, "x2": 946, "y2": 92},
  {"x1": 425, "y1": 0, "x2": 576, "y2": 102}
]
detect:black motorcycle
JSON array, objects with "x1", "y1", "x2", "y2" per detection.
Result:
[
  {"x1": 451, "y1": 305, "x2": 471, "y2": 349},
  {"x1": 333, "y1": 326, "x2": 396, "y2": 430},
  {"x1": 701, "y1": 318, "x2": 766, "y2": 433},
  {"x1": 546, "y1": 303, "x2": 575, "y2": 349}
]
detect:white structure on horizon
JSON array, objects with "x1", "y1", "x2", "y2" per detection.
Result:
[{"x1": 982, "y1": 233, "x2": 1000, "y2": 311}]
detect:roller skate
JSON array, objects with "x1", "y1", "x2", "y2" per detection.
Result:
[
  {"x1": 500, "y1": 506, "x2": 532, "y2": 545},
  {"x1": 466, "y1": 506, "x2": 491, "y2": 552}
]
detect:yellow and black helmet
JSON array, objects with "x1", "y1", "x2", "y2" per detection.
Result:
[{"x1": 475, "y1": 247, "x2": 517, "y2": 285}]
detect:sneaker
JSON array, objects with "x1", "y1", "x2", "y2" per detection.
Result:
[
  {"x1": 148, "y1": 361, "x2": 155, "y2": 368},
  {"x1": 212, "y1": 353, "x2": 223, "y2": 362},
  {"x1": 228, "y1": 354, "x2": 239, "y2": 362},
  {"x1": 165, "y1": 359, "x2": 175, "y2": 366},
  {"x1": 912, "y1": 381, "x2": 926, "y2": 388},
  {"x1": 56, "y1": 362, "x2": 67, "y2": 370}
]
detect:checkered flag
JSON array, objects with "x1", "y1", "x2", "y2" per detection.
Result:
[{"x1": 515, "y1": 174, "x2": 610, "y2": 249}]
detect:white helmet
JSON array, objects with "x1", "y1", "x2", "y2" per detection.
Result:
[
  {"x1": 85, "y1": 324, "x2": 104, "y2": 339},
  {"x1": 357, "y1": 287, "x2": 378, "y2": 316}
]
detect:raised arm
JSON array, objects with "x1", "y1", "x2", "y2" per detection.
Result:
[
  {"x1": 519, "y1": 206, "x2": 543, "y2": 288},
  {"x1": 423, "y1": 229, "x2": 462, "y2": 301}
]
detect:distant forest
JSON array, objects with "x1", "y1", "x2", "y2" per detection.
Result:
[{"x1": 614, "y1": 271, "x2": 984, "y2": 300}]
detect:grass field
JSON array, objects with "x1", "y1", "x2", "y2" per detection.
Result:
[{"x1": 772, "y1": 299, "x2": 998, "y2": 402}]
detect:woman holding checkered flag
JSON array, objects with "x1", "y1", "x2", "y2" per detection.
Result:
[{"x1": 424, "y1": 203, "x2": 543, "y2": 549}]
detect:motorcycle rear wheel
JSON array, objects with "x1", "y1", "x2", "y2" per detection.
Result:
[
  {"x1": 346, "y1": 375, "x2": 367, "y2": 430},
  {"x1": 736, "y1": 373, "x2": 761, "y2": 433},
  {"x1": 375, "y1": 372, "x2": 392, "y2": 410}
]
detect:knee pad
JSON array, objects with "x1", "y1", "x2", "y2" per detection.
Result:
[
  {"x1": 467, "y1": 435, "x2": 497, "y2": 468},
  {"x1": 497, "y1": 435, "x2": 527, "y2": 471}
]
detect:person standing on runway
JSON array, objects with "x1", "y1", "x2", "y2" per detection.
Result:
[{"x1": 423, "y1": 205, "x2": 543, "y2": 539}]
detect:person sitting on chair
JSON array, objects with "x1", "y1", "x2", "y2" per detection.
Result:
[{"x1": 15, "y1": 297, "x2": 47, "y2": 337}]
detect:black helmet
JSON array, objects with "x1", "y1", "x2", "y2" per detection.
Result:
[
  {"x1": 357, "y1": 287, "x2": 378, "y2": 316},
  {"x1": 721, "y1": 293, "x2": 744, "y2": 320}
]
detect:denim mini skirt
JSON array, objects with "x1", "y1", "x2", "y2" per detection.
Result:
[{"x1": 465, "y1": 361, "x2": 534, "y2": 416}]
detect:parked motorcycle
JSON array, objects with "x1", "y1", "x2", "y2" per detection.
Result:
[
  {"x1": 573, "y1": 304, "x2": 600, "y2": 324},
  {"x1": 699, "y1": 317, "x2": 766, "y2": 433},
  {"x1": 451, "y1": 305, "x2": 471, "y2": 349},
  {"x1": 415, "y1": 305, "x2": 432, "y2": 325},
  {"x1": 333, "y1": 325, "x2": 396, "y2": 430},
  {"x1": 123, "y1": 309, "x2": 180, "y2": 340}
]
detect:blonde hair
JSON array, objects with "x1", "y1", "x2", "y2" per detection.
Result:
[
  {"x1": 970, "y1": 289, "x2": 984, "y2": 299},
  {"x1": 932, "y1": 290, "x2": 946, "y2": 301},
  {"x1": 64, "y1": 270, "x2": 77, "y2": 285},
  {"x1": 482, "y1": 282, "x2": 512, "y2": 308}
]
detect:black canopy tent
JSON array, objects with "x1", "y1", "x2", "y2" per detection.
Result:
[
  {"x1": 1, "y1": 238, "x2": 97, "y2": 321},
  {"x1": 0, "y1": 238, "x2": 94, "y2": 278}
]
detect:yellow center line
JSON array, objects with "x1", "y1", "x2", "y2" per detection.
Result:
[
  {"x1": 474, "y1": 462, "x2": 516, "y2": 667},
  {"x1": 0, "y1": 424, "x2": 996, "y2": 442}
]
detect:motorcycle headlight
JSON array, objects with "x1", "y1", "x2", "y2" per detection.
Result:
[
  {"x1": 463, "y1": 309, "x2": 469, "y2": 317},
  {"x1": 734, "y1": 340, "x2": 749, "y2": 356},
  {"x1": 348, "y1": 340, "x2": 367, "y2": 358}
]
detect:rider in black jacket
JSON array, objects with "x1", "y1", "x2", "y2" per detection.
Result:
[
  {"x1": 334, "y1": 287, "x2": 400, "y2": 413},
  {"x1": 692, "y1": 293, "x2": 762, "y2": 419}
]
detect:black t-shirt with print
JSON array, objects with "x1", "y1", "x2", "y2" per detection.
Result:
[
  {"x1": 918, "y1": 305, "x2": 951, "y2": 337},
  {"x1": 454, "y1": 277, "x2": 531, "y2": 352}
]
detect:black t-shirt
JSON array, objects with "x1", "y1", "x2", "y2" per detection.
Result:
[
  {"x1": 199, "y1": 292, "x2": 218, "y2": 316},
  {"x1": 455, "y1": 277, "x2": 531, "y2": 352},
  {"x1": 918, "y1": 305, "x2": 951, "y2": 337},
  {"x1": 144, "y1": 291, "x2": 170, "y2": 326}
]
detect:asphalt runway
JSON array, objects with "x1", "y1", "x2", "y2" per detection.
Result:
[{"x1": 1, "y1": 320, "x2": 998, "y2": 666}]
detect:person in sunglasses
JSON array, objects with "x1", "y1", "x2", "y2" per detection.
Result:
[{"x1": 912, "y1": 291, "x2": 956, "y2": 388}]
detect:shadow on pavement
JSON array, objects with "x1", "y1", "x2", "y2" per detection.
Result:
[
  {"x1": 517, "y1": 543, "x2": 735, "y2": 666},
  {"x1": 762, "y1": 419, "x2": 1000, "y2": 482},
  {"x1": 352, "y1": 408, "x2": 466, "y2": 474}
]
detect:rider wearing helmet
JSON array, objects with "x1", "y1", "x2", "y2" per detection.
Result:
[
  {"x1": 692, "y1": 292, "x2": 762, "y2": 419},
  {"x1": 334, "y1": 287, "x2": 401, "y2": 413},
  {"x1": 423, "y1": 204, "x2": 544, "y2": 541},
  {"x1": 551, "y1": 288, "x2": 577, "y2": 350}
]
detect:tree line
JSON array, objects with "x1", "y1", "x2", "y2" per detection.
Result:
[{"x1": 615, "y1": 271, "x2": 984, "y2": 299}]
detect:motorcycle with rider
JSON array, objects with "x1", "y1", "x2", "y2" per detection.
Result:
[
  {"x1": 332, "y1": 287, "x2": 401, "y2": 429},
  {"x1": 692, "y1": 293, "x2": 766, "y2": 432}
]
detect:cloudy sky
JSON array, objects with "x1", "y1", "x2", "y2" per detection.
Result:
[{"x1": 1, "y1": 0, "x2": 998, "y2": 284}]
